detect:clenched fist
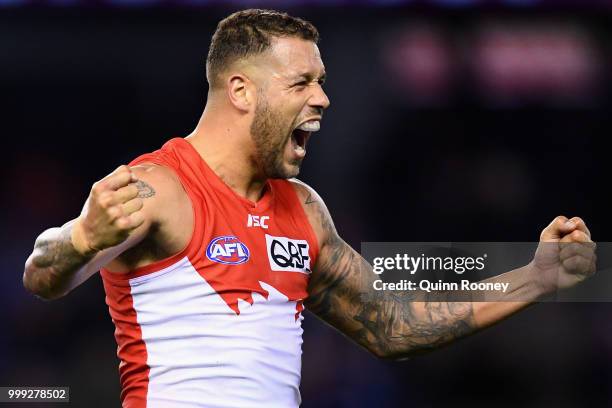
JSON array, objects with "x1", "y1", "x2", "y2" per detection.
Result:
[
  {"x1": 71, "y1": 165, "x2": 146, "y2": 255},
  {"x1": 532, "y1": 215, "x2": 597, "y2": 292}
]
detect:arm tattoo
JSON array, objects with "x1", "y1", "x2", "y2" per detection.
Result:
[
  {"x1": 304, "y1": 195, "x2": 475, "y2": 358},
  {"x1": 29, "y1": 223, "x2": 94, "y2": 297},
  {"x1": 304, "y1": 192, "x2": 317, "y2": 205},
  {"x1": 135, "y1": 180, "x2": 156, "y2": 198}
]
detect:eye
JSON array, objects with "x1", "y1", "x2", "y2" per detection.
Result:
[{"x1": 294, "y1": 81, "x2": 308, "y2": 87}]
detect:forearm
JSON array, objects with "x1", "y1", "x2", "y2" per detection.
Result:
[
  {"x1": 307, "y1": 244, "x2": 474, "y2": 358},
  {"x1": 301, "y1": 185, "x2": 593, "y2": 360},
  {"x1": 23, "y1": 220, "x2": 95, "y2": 300},
  {"x1": 308, "y1": 239, "x2": 550, "y2": 359},
  {"x1": 351, "y1": 289, "x2": 476, "y2": 359},
  {"x1": 471, "y1": 263, "x2": 546, "y2": 326}
]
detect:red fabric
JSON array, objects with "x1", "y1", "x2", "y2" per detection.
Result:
[
  {"x1": 101, "y1": 278, "x2": 149, "y2": 408},
  {"x1": 100, "y1": 137, "x2": 319, "y2": 406}
]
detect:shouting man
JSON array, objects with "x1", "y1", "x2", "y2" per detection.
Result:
[{"x1": 23, "y1": 9, "x2": 596, "y2": 408}]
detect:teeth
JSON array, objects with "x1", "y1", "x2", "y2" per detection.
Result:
[{"x1": 297, "y1": 120, "x2": 320, "y2": 132}]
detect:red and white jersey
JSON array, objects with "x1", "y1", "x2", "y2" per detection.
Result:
[{"x1": 100, "y1": 138, "x2": 319, "y2": 408}]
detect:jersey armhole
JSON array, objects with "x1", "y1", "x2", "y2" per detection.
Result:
[
  {"x1": 100, "y1": 159, "x2": 200, "y2": 285},
  {"x1": 284, "y1": 180, "x2": 321, "y2": 267}
]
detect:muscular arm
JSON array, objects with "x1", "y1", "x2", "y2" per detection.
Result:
[
  {"x1": 294, "y1": 182, "x2": 594, "y2": 359},
  {"x1": 303, "y1": 196, "x2": 480, "y2": 359},
  {"x1": 306, "y1": 231, "x2": 533, "y2": 359},
  {"x1": 23, "y1": 166, "x2": 163, "y2": 300}
]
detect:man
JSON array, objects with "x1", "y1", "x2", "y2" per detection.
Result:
[{"x1": 23, "y1": 9, "x2": 595, "y2": 408}]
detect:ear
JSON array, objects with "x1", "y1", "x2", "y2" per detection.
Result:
[{"x1": 227, "y1": 74, "x2": 254, "y2": 113}]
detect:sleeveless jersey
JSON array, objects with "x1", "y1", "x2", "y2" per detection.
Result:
[{"x1": 99, "y1": 137, "x2": 319, "y2": 408}]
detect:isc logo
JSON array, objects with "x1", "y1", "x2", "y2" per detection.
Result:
[
  {"x1": 247, "y1": 214, "x2": 269, "y2": 229},
  {"x1": 206, "y1": 236, "x2": 250, "y2": 265},
  {"x1": 265, "y1": 234, "x2": 311, "y2": 274}
]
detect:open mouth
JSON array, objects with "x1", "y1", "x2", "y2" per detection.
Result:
[
  {"x1": 291, "y1": 128, "x2": 310, "y2": 153},
  {"x1": 290, "y1": 119, "x2": 320, "y2": 157}
]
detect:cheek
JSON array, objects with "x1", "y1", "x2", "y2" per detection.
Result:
[
  {"x1": 270, "y1": 109, "x2": 296, "y2": 135},
  {"x1": 273, "y1": 92, "x2": 306, "y2": 114}
]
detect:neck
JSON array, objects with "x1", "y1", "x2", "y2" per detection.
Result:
[{"x1": 186, "y1": 101, "x2": 268, "y2": 203}]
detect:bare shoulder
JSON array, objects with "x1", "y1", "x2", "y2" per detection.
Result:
[
  {"x1": 288, "y1": 178, "x2": 337, "y2": 250},
  {"x1": 289, "y1": 180, "x2": 365, "y2": 321},
  {"x1": 104, "y1": 163, "x2": 192, "y2": 272},
  {"x1": 129, "y1": 163, "x2": 183, "y2": 196},
  {"x1": 128, "y1": 163, "x2": 188, "y2": 221}
]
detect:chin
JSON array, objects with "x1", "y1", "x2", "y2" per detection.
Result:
[
  {"x1": 278, "y1": 168, "x2": 300, "y2": 180},
  {"x1": 269, "y1": 163, "x2": 300, "y2": 179},
  {"x1": 284, "y1": 161, "x2": 302, "y2": 178}
]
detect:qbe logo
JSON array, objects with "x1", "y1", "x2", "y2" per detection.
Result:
[
  {"x1": 265, "y1": 234, "x2": 311, "y2": 274},
  {"x1": 206, "y1": 235, "x2": 250, "y2": 265}
]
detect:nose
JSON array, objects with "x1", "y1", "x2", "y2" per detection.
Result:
[{"x1": 309, "y1": 84, "x2": 330, "y2": 111}]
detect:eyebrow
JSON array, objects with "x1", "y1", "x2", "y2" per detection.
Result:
[{"x1": 293, "y1": 72, "x2": 327, "y2": 82}]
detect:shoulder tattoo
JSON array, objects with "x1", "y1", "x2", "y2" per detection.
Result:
[{"x1": 135, "y1": 180, "x2": 156, "y2": 198}]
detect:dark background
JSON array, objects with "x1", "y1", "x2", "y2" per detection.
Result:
[{"x1": 1, "y1": 1, "x2": 611, "y2": 407}]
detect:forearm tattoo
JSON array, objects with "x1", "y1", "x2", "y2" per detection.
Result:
[
  {"x1": 33, "y1": 223, "x2": 93, "y2": 270},
  {"x1": 30, "y1": 223, "x2": 94, "y2": 295},
  {"x1": 304, "y1": 194, "x2": 476, "y2": 358}
]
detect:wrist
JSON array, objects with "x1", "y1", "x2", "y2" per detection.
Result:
[
  {"x1": 526, "y1": 260, "x2": 555, "y2": 299},
  {"x1": 70, "y1": 219, "x2": 98, "y2": 257}
]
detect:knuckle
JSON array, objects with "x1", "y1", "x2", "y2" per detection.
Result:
[
  {"x1": 107, "y1": 206, "x2": 123, "y2": 219},
  {"x1": 91, "y1": 181, "x2": 104, "y2": 195},
  {"x1": 115, "y1": 173, "x2": 128, "y2": 185},
  {"x1": 555, "y1": 215, "x2": 568, "y2": 224},
  {"x1": 570, "y1": 216, "x2": 584, "y2": 225},
  {"x1": 571, "y1": 230, "x2": 584, "y2": 240},
  {"x1": 98, "y1": 193, "x2": 113, "y2": 209}
]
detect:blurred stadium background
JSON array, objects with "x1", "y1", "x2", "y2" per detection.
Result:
[{"x1": 1, "y1": 1, "x2": 611, "y2": 407}]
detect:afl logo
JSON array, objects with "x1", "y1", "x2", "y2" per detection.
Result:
[{"x1": 206, "y1": 235, "x2": 250, "y2": 265}]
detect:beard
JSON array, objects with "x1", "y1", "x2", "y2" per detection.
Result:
[{"x1": 250, "y1": 94, "x2": 301, "y2": 179}]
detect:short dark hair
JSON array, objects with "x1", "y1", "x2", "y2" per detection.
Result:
[{"x1": 206, "y1": 9, "x2": 319, "y2": 89}]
